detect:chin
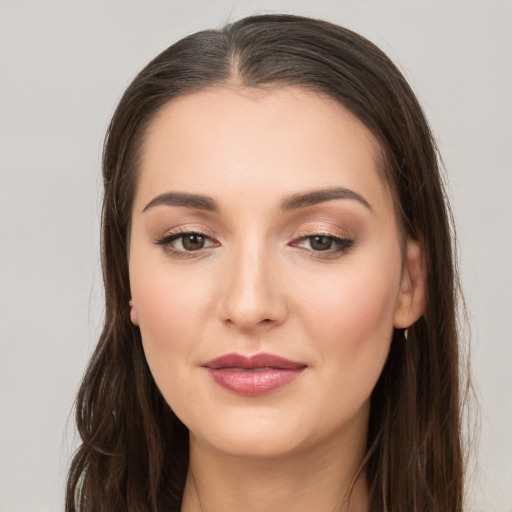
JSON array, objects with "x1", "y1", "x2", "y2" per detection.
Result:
[
  {"x1": 185, "y1": 407, "x2": 312, "y2": 459},
  {"x1": 195, "y1": 428, "x2": 307, "y2": 460}
]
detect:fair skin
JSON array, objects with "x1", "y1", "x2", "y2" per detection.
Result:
[{"x1": 128, "y1": 86, "x2": 425, "y2": 512}]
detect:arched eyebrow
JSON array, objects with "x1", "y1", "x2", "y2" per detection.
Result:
[
  {"x1": 143, "y1": 192, "x2": 218, "y2": 213},
  {"x1": 280, "y1": 187, "x2": 373, "y2": 212},
  {"x1": 142, "y1": 187, "x2": 372, "y2": 214}
]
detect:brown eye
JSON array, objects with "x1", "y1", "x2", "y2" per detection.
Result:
[
  {"x1": 181, "y1": 234, "x2": 206, "y2": 251},
  {"x1": 309, "y1": 236, "x2": 334, "y2": 251},
  {"x1": 291, "y1": 233, "x2": 353, "y2": 256},
  {"x1": 154, "y1": 231, "x2": 216, "y2": 254}
]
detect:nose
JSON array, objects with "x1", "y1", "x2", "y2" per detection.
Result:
[{"x1": 218, "y1": 243, "x2": 288, "y2": 332}]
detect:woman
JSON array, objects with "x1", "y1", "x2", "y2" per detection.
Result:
[{"x1": 67, "y1": 14, "x2": 466, "y2": 512}]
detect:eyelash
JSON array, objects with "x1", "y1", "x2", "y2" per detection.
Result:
[
  {"x1": 291, "y1": 233, "x2": 354, "y2": 256},
  {"x1": 154, "y1": 230, "x2": 219, "y2": 258},
  {"x1": 153, "y1": 230, "x2": 353, "y2": 259}
]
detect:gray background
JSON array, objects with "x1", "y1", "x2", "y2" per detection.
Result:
[{"x1": 0, "y1": 1, "x2": 511, "y2": 511}]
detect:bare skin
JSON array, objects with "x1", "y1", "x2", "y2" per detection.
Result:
[
  {"x1": 182, "y1": 420, "x2": 370, "y2": 512},
  {"x1": 128, "y1": 86, "x2": 426, "y2": 512}
]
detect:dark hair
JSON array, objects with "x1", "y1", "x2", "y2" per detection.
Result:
[{"x1": 67, "y1": 14, "x2": 466, "y2": 512}]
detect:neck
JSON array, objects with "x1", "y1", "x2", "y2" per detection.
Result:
[{"x1": 181, "y1": 432, "x2": 370, "y2": 512}]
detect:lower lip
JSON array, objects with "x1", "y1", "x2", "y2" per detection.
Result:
[{"x1": 206, "y1": 368, "x2": 305, "y2": 396}]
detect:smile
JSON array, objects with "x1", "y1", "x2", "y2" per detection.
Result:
[{"x1": 202, "y1": 353, "x2": 307, "y2": 396}]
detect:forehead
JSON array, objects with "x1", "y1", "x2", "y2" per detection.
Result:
[{"x1": 135, "y1": 86, "x2": 392, "y2": 215}]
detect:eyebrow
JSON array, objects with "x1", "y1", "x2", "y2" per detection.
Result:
[
  {"x1": 143, "y1": 192, "x2": 218, "y2": 212},
  {"x1": 142, "y1": 186, "x2": 372, "y2": 214},
  {"x1": 280, "y1": 187, "x2": 373, "y2": 212}
]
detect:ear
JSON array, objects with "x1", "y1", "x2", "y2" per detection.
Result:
[
  {"x1": 129, "y1": 299, "x2": 139, "y2": 326},
  {"x1": 394, "y1": 239, "x2": 426, "y2": 328}
]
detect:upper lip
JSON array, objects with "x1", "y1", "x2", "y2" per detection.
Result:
[{"x1": 203, "y1": 352, "x2": 307, "y2": 370}]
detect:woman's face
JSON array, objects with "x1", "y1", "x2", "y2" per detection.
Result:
[{"x1": 129, "y1": 87, "x2": 424, "y2": 459}]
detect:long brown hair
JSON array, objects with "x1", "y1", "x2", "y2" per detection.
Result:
[{"x1": 67, "y1": 14, "x2": 466, "y2": 512}]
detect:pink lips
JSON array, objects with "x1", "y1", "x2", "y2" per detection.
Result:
[{"x1": 203, "y1": 353, "x2": 307, "y2": 396}]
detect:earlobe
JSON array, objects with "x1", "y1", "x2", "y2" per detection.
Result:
[
  {"x1": 129, "y1": 299, "x2": 139, "y2": 326},
  {"x1": 394, "y1": 239, "x2": 426, "y2": 329}
]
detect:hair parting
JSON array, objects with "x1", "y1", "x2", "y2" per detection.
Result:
[{"x1": 67, "y1": 14, "x2": 469, "y2": 512}]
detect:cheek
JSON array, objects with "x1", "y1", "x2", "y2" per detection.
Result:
[
  {"x1": 129, "y1": 258, "x2": 215, "y2": 392},
  {"x1": 299, "y1": 261, "x2": 399, "y2": 334},
  {"x1": 295, "y1": 259, "x2": 400, "y2": 391},
  {"x1": 135, "y1": 285, "x2": 206, "y2": 418},
  {"x1": 136, "y1": 277, "x2": 206, "y2": 341}
]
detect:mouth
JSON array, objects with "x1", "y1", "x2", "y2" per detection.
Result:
[{"x1": 202, "y1": 353, "x2": 307, "y2": 396}]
